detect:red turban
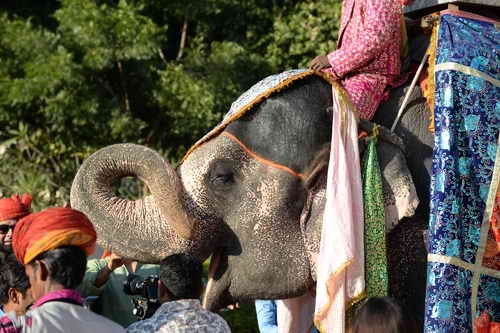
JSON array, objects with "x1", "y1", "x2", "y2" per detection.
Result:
[
  {"x1": 12, "y1": 207, "x2": 97, "y2": 265},
  {"x1": 0, "y1": 194, "x2": 32, "y2": 222}
]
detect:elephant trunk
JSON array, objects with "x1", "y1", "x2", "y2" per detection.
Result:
[{"x1": 70, "y1": 143, "x2": 195, "y2": 263}]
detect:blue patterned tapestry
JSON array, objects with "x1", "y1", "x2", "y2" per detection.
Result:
[{"x1": 424, "y1": 11, "x2": 500, "y2": 333}]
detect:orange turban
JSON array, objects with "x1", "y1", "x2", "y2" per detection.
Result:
[
  {"x1": 0, "y1": 194, "x2": 32, "y2": 222},
  {"x1": 12, "y1": 207, "x2": 97, "y2": 265}
]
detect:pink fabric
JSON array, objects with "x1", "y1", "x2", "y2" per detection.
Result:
[
  {"x1": 323, "y1": 0, "x2": 403, "y2": 119},
  {"x1": 314, "y1": 86, "x2": 364, "y2": 333},
  {"x1": 32, "y1": 289, "x2": 84, "y2": 309},
  {"x1": 276, "y1": 292, "x2": 316, "y2": 333},
  {"x1": 0, "y1": 316, "x2": 20, "y2": 333}
]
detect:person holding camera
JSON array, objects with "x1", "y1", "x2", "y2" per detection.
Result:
[
  {"x1": 126, "y1": 254, "x2": 231, "y2": 333},
  {"x1": 78, "y1": 251, "x2": 160, "y2": 327}
]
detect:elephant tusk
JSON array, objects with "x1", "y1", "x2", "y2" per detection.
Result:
[{"x1": 202, "y1": 251, "x2": 222, "y2": 309}]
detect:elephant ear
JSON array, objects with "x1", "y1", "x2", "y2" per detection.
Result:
[
  {"x1": 359, "y1": 120, "x2": 419, "y2": 231},
  {"x1": 301, "y1": 122, "x2": 419, "y2": 279},
  {"x1": 376, "y1": 140, "x2": 419, "y2": 231}
]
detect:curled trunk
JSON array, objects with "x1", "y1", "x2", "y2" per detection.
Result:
[{"x1": 70, "y1": 143, "x2": 196, "y2": 263}]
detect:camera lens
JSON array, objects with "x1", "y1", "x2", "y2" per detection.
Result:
[
  {"x1": 132, "y1": 307, "x2": 144, "y2": 318},
  {"x1": 123, "y1": 274, "x2": 144, "y2": 295}
]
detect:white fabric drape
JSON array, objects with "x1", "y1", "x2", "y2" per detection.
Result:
[{"x1": 314, "y1": 86, "x2": 365, "y2": 333}]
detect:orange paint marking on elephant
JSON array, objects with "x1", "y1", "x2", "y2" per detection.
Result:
[{"x1": 222, "y1": 132, "x2": 305, "y2": 181}]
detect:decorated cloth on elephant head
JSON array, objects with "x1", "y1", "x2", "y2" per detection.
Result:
[
  {"x1": 181, "y1": 69, "x2": 418, "y2": 233},
  {"x1": 182, "y1": 69, "x2": 335, "y2": 164}
]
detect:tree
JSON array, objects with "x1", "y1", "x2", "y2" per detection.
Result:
[
  {"x1": 266, "y1": 0, "x2": 342, "y2": 69},
  {"x1": 0, "y1": 0, "x2": 340, "y2": 209}
]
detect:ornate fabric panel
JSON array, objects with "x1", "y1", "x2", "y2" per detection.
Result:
[
  {"x1": 362, "y1": 136, "x2": 389, "y2": 297},
  {"x1": 424, "y1": 10, "x2": 500, "y2": 333}
]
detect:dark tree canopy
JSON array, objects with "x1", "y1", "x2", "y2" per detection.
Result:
[{"x1": 0, "y1": 0, "x2": 341, "y2": 209}]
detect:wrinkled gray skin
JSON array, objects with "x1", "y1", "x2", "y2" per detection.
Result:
[{"x1": 71, "y1": 35, "x2": 433, "y2": 323}]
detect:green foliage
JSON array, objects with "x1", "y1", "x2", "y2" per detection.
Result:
[
  {"x1": 221, "y1": 303, "x2": 259, "y2": 333},
  {"x1": 267, "y1": 0, "x2": 342, "y2": 69},
  {"x1": 55, "y1": 0, "x2": 163, "y2": 69},
  {"x1": 0, "y1": 6, "x2": 149, "y2": 205}
]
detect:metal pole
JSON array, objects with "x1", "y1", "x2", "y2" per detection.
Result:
[{"x1": 390, "y1": 53, "x2": 430, "y2": 132}]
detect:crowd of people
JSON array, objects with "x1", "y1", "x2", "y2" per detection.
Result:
[
  {"x1": 0, "y1": 196, "x2": 416, "y2": 332},
  {"x1": 0, "y1": 194, "x2": 231, "y2": 332}
]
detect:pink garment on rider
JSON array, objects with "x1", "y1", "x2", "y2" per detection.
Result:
[{"x1": 323, "y1": 0, "x2": 403, "y2": 120}]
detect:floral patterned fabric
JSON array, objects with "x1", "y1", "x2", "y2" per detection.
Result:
[
  {"x1": 362, "y1": 137, "x2": 388, "y2": 298},
  {"x1": 424, "y1": 12, "x2": 500, "y2": 333},
  {"x1": 323, "y1": 0, "x2": 403, "y2": 119},
  {"x1": 126, "y1": 299, "x2": 231, "y2": 333}
]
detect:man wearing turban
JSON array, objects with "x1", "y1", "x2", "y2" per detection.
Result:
[
  {"x1": 0, "y1": 207, "x2": 124, "y2": 333},
  {"x1": 0, "y1": 194, "x2": 32, "y2": 252}
]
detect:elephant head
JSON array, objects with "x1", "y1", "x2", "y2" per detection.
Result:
[
  {"x1": 71, "y1": 73, "x2": 432, "y2": 311},
  {"x1": 72, "y1": 75, "x2": 333, "y2": 308}
]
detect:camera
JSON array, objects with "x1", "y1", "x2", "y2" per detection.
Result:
[{"x1": 123, "y1": 274, "x2": 160, "y2": 320}]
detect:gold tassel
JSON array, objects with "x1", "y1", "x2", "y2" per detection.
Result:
[{"x1": 423, "y1": 14, "x2": 439, "y2": 133}]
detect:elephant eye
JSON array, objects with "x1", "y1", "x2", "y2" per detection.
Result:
[
  {"x1": 209, "y1": 161, "x2": 235, "y2": 187},
  {"x1": 212, "y1": 173, "x2": 233, "y2": 185}
]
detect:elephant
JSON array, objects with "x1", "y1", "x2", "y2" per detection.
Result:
[{"x1": 71, "y1": 38, "x2": 434, "y2": 327}]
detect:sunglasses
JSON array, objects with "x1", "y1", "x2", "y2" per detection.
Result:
[{"x1": 0, "y1": 224, "x2": 15, "y2": 234}]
